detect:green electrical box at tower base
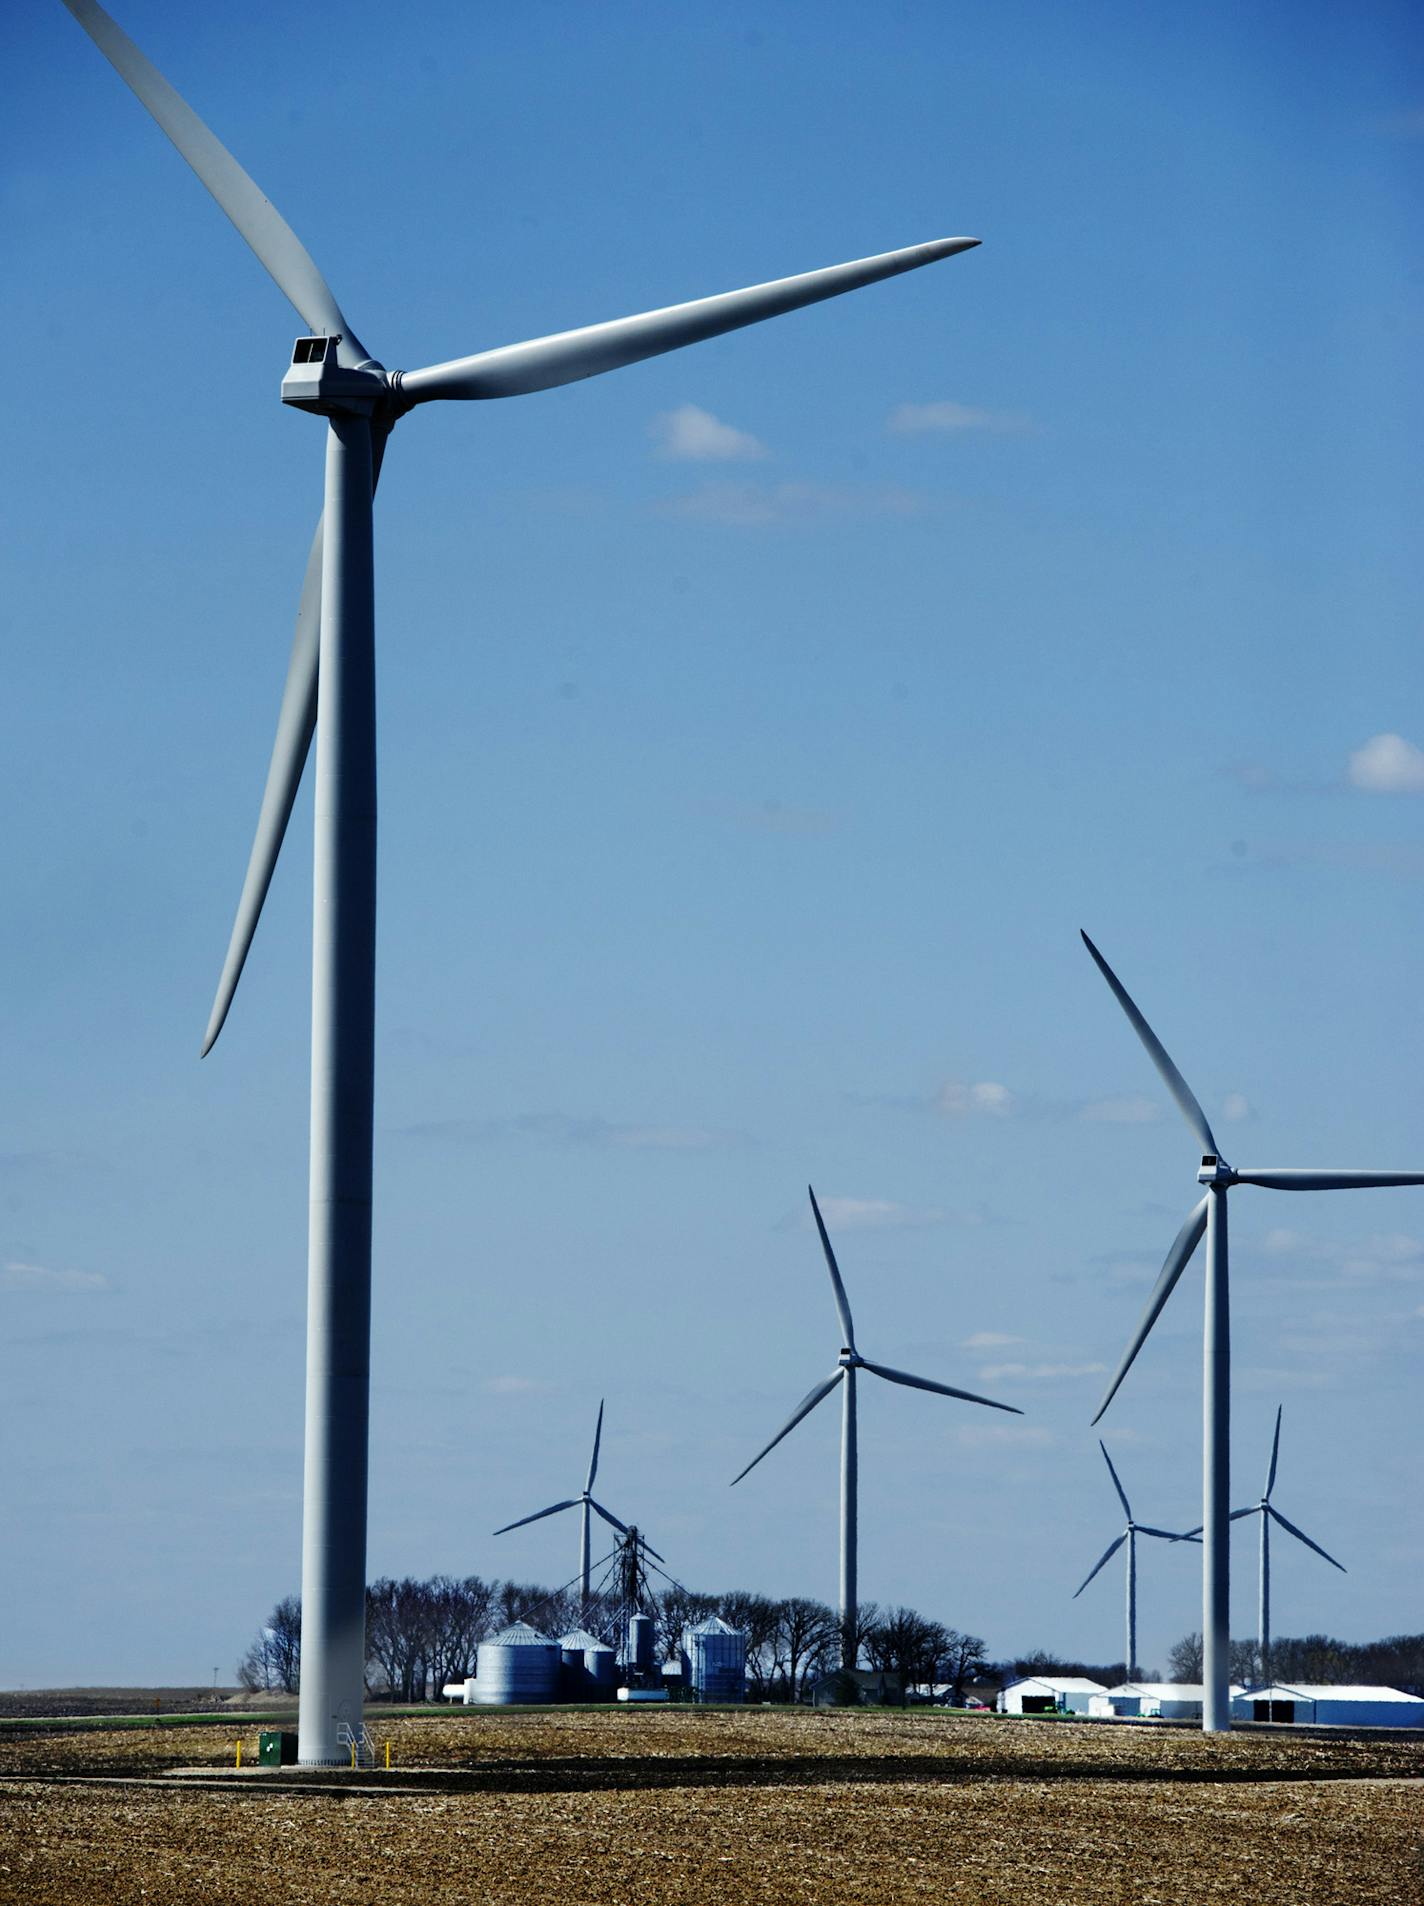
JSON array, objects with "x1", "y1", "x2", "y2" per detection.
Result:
[{"x1": 258, "y1": 1731, "x2": 298, "y2": 1766}]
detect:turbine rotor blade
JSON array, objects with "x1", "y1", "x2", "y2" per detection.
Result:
[
  {"x1": 808, "y1": 1185, "x2": 856, "y2": 1349},
  {"x1": 491, "y1": 1498, "x2": 579, "y2": 1536},
  {"x1": 860, "y1": 1359, "x2": 1021, "y2": 1413},
  {"x1": 398, "y1": 237, "x2": 980, "y2": 405},
  {"x1": 1091, "y1": 1198, "x2": 1208, "y2": 1424},
  {"x1": 1137, "y1": 1524, "x2": 1199, "y2": 1542},
  {"x1": 1234, "y1": 1168, "x2": 1424, "y2": 1190},
  {"x1": 59, "y1": 0, "x2": 366, "y2": 357},
  {"x1": 1269, "y1": 1506, "x2": 1347, "y2": 1572},
  {"x1": 1072, "y1": 1532, "x2": 1127, "y2": 1599},
  {"x1": 1265, "y1": 1404, "x2": 1283, "y2": 1499},
  {"x1": 586, "y1": 1398, "x2": 605, "y2": 1494},
  {"x1": 1099, "y1": 1440, "x2": 1133, "y2": 1519},
  {"x1": 588, "y1": 1499, "x2": 664, "y2": 1562},
  {"x1": 729, "y1": 1370, "x2": 843, "y2": 1486},
  {"x1": 1080, "y1": 931, "x2": 1218, "y2": 1154}
]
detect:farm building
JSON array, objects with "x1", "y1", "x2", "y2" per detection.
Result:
[
  {"x1": 1089, "y1": 1682, "x2": 1248, "y2": 1721},
  {"x1": 998, "y1": 1676, "x2": 1106, "y2": 1715},
  {"x1": 1229, "y1": 1684, "x2": 1424, "y2": 1728}
]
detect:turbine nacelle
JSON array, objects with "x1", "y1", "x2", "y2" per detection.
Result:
[
  {"x1": 1197, "y1": 1153, "x2": 1233, "y2": 1186},
  {"x1": 282, "y1": 336, "x2": 389, "y2": 417},
  {"x1": 837, "y1": 1348, "x2": 862, "y2": 1369}
]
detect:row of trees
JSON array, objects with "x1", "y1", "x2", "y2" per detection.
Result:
[
  {"x1": 238, "y1": 1577, "x2": 989, "y2": 1704},
  {"x1": 1164, "y1": 1630, "x2": 1424, "y2": 1695}
]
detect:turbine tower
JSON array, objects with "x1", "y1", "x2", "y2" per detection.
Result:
[
  {"x1": 1081, "y1": 930, "x2": 1423, "y2": 1732},
  {"x1": 492, "y1": 1402, "x2": 659, "y2": 1619},
  {"x1": 59, "y1": 0, "x2": 981, "y2": 1764},
  {"x1": 731, "y1": 1186, "x2": 1019, "y2": 1670},
  {"x1": 1071, "y1": 1440, "x2": 1199, "y2": 1681},
  {"x1": 1182, "y1": 1406, "x2": 1345, "y2": 1687}
]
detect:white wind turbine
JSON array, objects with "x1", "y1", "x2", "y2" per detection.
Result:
[
  {"x1": 1071, "y1": 1440, "x2": 1199, "y2": 1681},
  {"x1": 492, "y1": 1401, "x2": 661, "y2": 1619},
  {"x1": 58, "y1": 0, "x2": 980, "y2": 1763},
  {"x1": 1182, "y1": 1405, "x2": 1345, "y2": 1688},
  {"x1": 732, "y1": 1187, "x2": 1020, "y2": 1670},
  {"x1": 1081, "y1": 930, "x2": 1423, "y2": 1732}
]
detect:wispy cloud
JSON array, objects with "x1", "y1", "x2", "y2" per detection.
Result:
[
  {"x1": 978, "y1": 1360, "x2": 1107, "y2": 1382},
  {"x1": 887, "y1": 400, "x2": 1030, "y2": 435},
  {"x1": 1222, "y1": 1092, "x2": 1253, "y2": 1123},
  {"x1": 1260, "y1": 1227, "x2": 1424, "y2": 1285},
  {"x1": 399, "y1": 1112, "x2": 748, "y2": 1152},
  {"x1": 936, "y1": 1079, "x2": 1017, "y2": 1119},
  {"x1": 1348, "y1": 732, "x2": 1424, "y2": 794},
  {"x1": 1078, "y1": 1094, "x2": 1161, "y2": 1125},
  {"x1": 961, "y1": 1330, "x2": 1023, "y2": 1350},
  {"x1": 656, "y1": 480, "x2": 936, "y2": 528},
  {"x1": 649, "y1": 403, "x2": 769, "y2": 462},
  {"x1": 1, "y1": 1259, "x2": 109, "y2": 1293},
  {"x1": 813, "y1": 1197, "x2": 946, "y2": 1232}
]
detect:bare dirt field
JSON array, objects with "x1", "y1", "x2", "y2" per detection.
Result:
[{"x1": 0, "y1": 1707, "x2": 1419, "y2": 1904}]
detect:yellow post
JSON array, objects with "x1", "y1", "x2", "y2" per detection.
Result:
[
  {"x1": 385, "y1": 1739, "x2": 391, "y2": 1770},
  {"x1": 235, "y1": 1740, "x2": 242, "y2": 1769},
  {"x1": 350, "y1": 1739, "x2": 357, "y2": 1770}
]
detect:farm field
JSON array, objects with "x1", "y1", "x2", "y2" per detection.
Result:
[{"x1": 0, "y1": 1707, "x2": 1419, "y2": 1905}]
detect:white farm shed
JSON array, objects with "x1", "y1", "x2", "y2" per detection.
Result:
[
  {"x1": 1231, "y1": 1684, "x2": 1424, "y2": 1728},
  {"x1": 1091, "y1": 1682, "x2": 1246, "y2": 1721},
  {"x1": 999, "y1": 1676, "x2": 1106, "y2": 1716}
]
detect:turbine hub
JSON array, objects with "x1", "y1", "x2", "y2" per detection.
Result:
[
  {"x1": 838, "y1": 1349, "x2": 862, "y2": 1368},
  {"x1": 1196, "y1": 1152, "x2": 1234, "y2": 1185}
]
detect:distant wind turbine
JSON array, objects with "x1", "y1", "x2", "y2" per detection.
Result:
[
  {"x1": 731, "y1": 1186, "x2": 1020, "y2": 1670},
  {"x1": 493, "y1": 1401, "x2": 661, "y2": 1618},
  {"x1": 1072, "y1": 1441, "x2": 1199, "y2": 1680},
  {"x1": 1080, "y1": 930, "x2": 1424, "y2": 1732},
  {"x1": 1182, "y1": 1406, "x2": 1345, "y2": 1687},
  {"x1": 58, "y1": 0, "x2": 980, "y2": 1764}
]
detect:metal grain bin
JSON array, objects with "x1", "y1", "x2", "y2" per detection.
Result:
[
  {"x1": 628, "y1": 1612, "x2": 655, "y2": 1678},
  {"x1": 557, "y1": 1628, "x2": 603, "y2": 1701},
  {"x1": 469, "y1": 1622, "x2": 559, "y2": 1705},
  {"x1": 684, "y1": 1615, "x2": 746, "y2": 1703},
  {"x1": 585, "y1": 1642, "x2": 617, "y2": 1699}
]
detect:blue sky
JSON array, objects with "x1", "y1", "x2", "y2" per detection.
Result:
[{"x1": 1, "y1": 0, "x2": 1421, "y2": 1685}]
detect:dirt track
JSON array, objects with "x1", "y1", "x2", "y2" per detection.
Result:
[{"x1": 1, "y1": 1709, "x2": 1419, "y2": 1904}]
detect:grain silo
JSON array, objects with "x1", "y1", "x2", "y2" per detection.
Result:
[
  {"x1": 468, "y1": 1622, "x2": 560, "y2": 1705},
  {"x1": 585, "y1": 1640, "x2": 618, "y2": 1700},
  {"x1": 627, "y1": 1612, "x2": 656, "y2": 1680},
  {"x1": 683, "y1": 1616, "x2": 747, "y2": 1703},
  {"x1": 556, "y1": 1629, "x2": 603, "y2": 1701}
]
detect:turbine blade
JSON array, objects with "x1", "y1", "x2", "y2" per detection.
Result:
[
  {"x1": 1080, "y1": 931, "x2": 1218, "y2": 1154},
  {"x1": 1072, "y1": 1532, "x2": 1127, "y2": 1598},
  {"x1": 729, "y1": 1370, "x2": 844, "y2": 1486},
  {"x1": 1269, "y1": 1506, "x2": 1347, "y2": 1572},
  {"x1": 59, "y1": 0, "x2": 365, "y2": 355},
  {"x1": 586, "y1": 1399, "x2": 605, "y2": 1494},
  {"x1": 1137, "y1": 1524, "x2": 1200, "y2": 1542},
  {"x1": 809, "y1": 1185, "x2": 856, "y2": 1349},
  {"x1": 1099, "y1": 1440, "x2": 1133, "y2": 1519},
  {"x1": 398, "y1": 237, "x2": 979, "y2": 404},
  {"x1": 1265, "y1": 1404, "x2": 1283, "y2": 1499},
  {"x1": 588, "y1": 1499, "x2": 629, "y2": 1536},
  {"x1": 201, "y1": 437, "x2": 390, "y2": 1054},
  {"x1": 1091, "y1": 1197, "x2": 1208, "y2": 1424},
  {"x1": 1234, "y1": 1168, "x2": 1424, "y2": 1190},
  {"x1": 491, "y1": 1498, "x2": 579, "y2": 1536},
  {"x1": 861, "y1": 1360, "x2": 1021, "y2": 1414}
]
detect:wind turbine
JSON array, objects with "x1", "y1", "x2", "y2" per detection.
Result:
[
  {"x1": 1182, "y1": 1406, "x2": 1345, "y2": 1688},
  {"x1": 731, "y1": 1186, "x2": 1020, "y2": 1670},
  {"x1": 1081, "y1": 930, "x2": 1423, "y2": 1732},
  {"x1": 1071, "y1": 1440, "x2": 1199, "y2": 1681},
  {"x1": 57, "y1": 0, "x2": 980, "y2": 1765},
  {"x1": 492, "y1": 1401, "x2": 661, "y2": 1619}
]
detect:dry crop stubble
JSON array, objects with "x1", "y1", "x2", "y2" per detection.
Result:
[{"x1": 0, "y1": 1710, "x2": 1419, "y2": 1904}]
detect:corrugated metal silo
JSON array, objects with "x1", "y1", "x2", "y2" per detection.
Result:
[
  {"x1": 684, "y1": 1616, "x2": 747, "y2": 1703},
  {"x1": 585, "y1": 1642, "x2": 617, "y2": 1699},
  {"x1": 557, "y1": 1628, "x2": 603, "y2": 1701},
  {"x1": 468, "y1": 1622, "x2": 560, "y2": 1705},
  {"x1": 628, "y1": 1612, "x2": 655, "y2": 1678}
]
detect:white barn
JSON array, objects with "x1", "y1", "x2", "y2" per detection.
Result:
[
  {"x1": 1231, "y1": 1684, "x2": 1424, "y2": 1728},
  {"x1": 999, "y1": 1676, "x2": 1106, "y2": 1716},
  {"x1": 1091, "y1": 1682, "x2": 1247, "y2": 1721}
]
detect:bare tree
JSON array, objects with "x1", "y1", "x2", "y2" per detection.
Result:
[
  {"x1": 865, "y1": 1607, "x2": 948, "y2": 1693},
  {"x1": 774, "y1": 1597, "x2": 838, "y2": 1701},
  {"x1": 937, "y1": 1629, "x2": 988, "y2": 1705},
  {"x1": 238, "y1": 1595, "x2": 301, "y2": 1693},
  {"x1": 1168, "y1": 1631, "x2": 1204, "y2": 1682},
  {"x1": 718, "y1": 1591, "x2": 781, "y2": 1700}
]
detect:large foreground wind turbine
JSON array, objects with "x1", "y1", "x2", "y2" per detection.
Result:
[
  {"x1": 731, "y1": 1187, "x2": 1019, "y2": 1670},
  {"x1": 493, "y1": 1402, "x2": 661, "y2": 1618},
  {"x1": 1183, "y1": 1406, "x2": 1345, "y2": 1687},
  {"x1": 1081, "y1": 930, "x2": 1422, "y2": 1732},
  {"x1": 59, "y1": 1, "x2": 980, "y2": 1764},
  {"x1": 1071, "y1": 1440, "x2": 1199, "y2": 1680}
]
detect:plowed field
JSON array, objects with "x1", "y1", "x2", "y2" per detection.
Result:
[{"x1": 1, "y1": 1708, "x2": 1418, "y2": 1904}]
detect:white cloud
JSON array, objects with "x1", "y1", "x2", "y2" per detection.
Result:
[
  {"x1": 961, "y1": 1331, "x2": 1023, "y2": 1350},
  {"x1": 1348, "y1": 732, "x2": 1424, "y2": 794},
  {"x1": 649, "y1": 403, "x2": 768, "y2": 462},
  {"x1": 936, "y1": 1079, "x2": 1016, "y2": 1119},
  {"x1": 1, "y1": 1259, "x2": 108, "y2": 1293},
  {"x1": 1222, "y1": 1092, "x2": 1252, "y2": 1122},
  {"x1": 656, "y1": 481, "x2": 933, "y2": 527},
  {"x1": 815, "y1": 1197, "x2": 944, "y2": 1231},
  {"x1": 887, "y1": 400, "x2": 1030, "y2": 435},
  {"x1": 401, "y1": 1111, "x2": 746, "y2": 1152},
  {"x1": 1079, "y1": 1094, "x2": 1160, "y2": 1125},
  {"x1": 978, "y1": 1360, "x2": 1107, "y2": 1382},
  {"x1": 1261, "y1": 1227, "x2": 1424, "y2": 1284}
]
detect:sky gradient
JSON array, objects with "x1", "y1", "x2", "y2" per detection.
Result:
[{"x1": 2, "y1": 0, "x2": 1421, "y2": 1685}]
